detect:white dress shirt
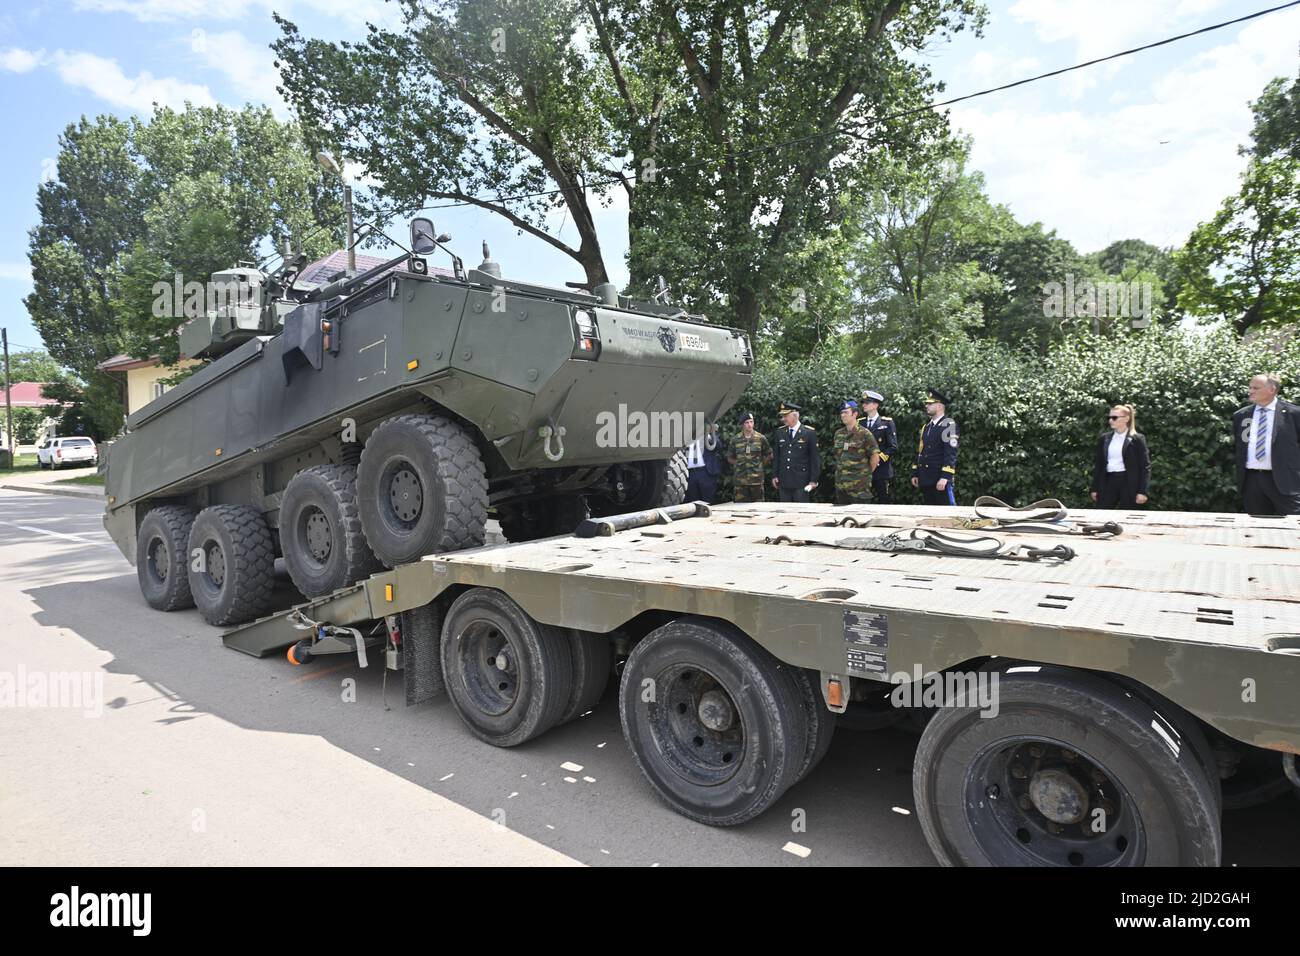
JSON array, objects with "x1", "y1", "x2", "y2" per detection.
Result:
[
  {"x1": 1106, "y1": 432, "x2": 1126, "y2": 472},
  {"x1": 1246, "y1": 398, "x2": 1278, "y2": 470}
]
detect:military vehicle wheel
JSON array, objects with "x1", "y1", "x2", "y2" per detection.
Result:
[
  {"x1": 279, "y1": 464, "x2": 379, "y2": 598},
  {"x1": 789, "y1": 667, "x2": 837, "y2": 783},
  {"x1": 588, "y1": 450, "x2": 689, "y2": 517},
  {"x1": 497, "y1": 495, "x2": 589, "y2": 543},
  {"x1": 136, "y1": 505, "x2": 197, "y2": 611},
  {"x1": 913, "y1": 666, "x2": 1221, "y2": 867},
  {"x1": 358, "y1": 413, "x2": 487, "y2": 566},
  {"x1": 618, "y1": 617, "x2": 808, "y2": 826},
  {"x1": 559, "y1": 629, "x2": 613, "y2": 724},
  {"x1": 186, "y1": 505, "x2": 276, "y2": 626},
  {"x1": 440, "y1": 588, "x2": 574, "y2": 747}
]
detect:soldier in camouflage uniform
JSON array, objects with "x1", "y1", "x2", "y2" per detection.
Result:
[
  {"x1": 833, "y1": 399, "x2": 880, "y2": 506},
  {"x1": 727, "y1": 410, "x2": 772, "y2": 502}
]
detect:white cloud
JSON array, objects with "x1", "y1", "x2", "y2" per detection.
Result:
[
  {"x1": 950, "y1": 6, "x2": 1300, "y2": 252},
  {"x1": 49, "y1": 50, "x2": 216, "y2": 112},
  {"x1": 188, "y1": 29, "x2": 285, "y2": 113},
  {"x1": 74, "y1": 0, "x2": 404, "y2": 30},
  {"x1": 0, "y1": 262, "x2": 33, "y2": 283},
  {"x1": 1, "y1": 47, "x2": 46, "y2": 73}
]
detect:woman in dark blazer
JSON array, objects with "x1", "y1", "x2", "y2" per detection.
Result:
[{"x1": 1090, "y1": 404, "x2": 1150, "y2": 508}]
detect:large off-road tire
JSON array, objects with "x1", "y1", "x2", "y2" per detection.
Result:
[
  {"x1": 618, "y1": 617, "x2": 808, "y2": 827},
  {"x1": 440, "y1": 588, "x2": 574, "y2": 747},
  {"x1": 186, "y1": 504, "x2": 277, "y2": 627},
  {"x1": 559, "y1": 629, "x2": 613, "y2": 724},
  {"x1": 914, "y1": 664, "x2": 1221, "y2": 867},
  {"x1": 588, "y1": 450, "x2": 690, "y2": 517},
  {"x1": 357, "y1": 413, "x2": 487, "y2": 566},
  {"x1": 279, "y1": 464, "x2": 379, "y2": 598},
  {"x1": 136, "y1": 505, "x2": 197, "y2": 611}
]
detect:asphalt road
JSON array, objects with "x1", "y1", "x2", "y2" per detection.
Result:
[{"x1": 1, "y1": 488, "x2": 1296, "y2": 867}]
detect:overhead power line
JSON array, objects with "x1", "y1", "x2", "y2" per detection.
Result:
[{"x1": 267, "y1": 0, "x2": 1300, "y2": 264}]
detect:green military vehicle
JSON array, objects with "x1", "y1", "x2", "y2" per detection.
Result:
[
  {"x1": 223, "y1": 498, "x2": 1300, "y2": 867},
  {"x1": 103, "y1": 219, "x2": 751, "y2": 626}
]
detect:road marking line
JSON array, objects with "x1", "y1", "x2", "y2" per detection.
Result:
[
  {"x1": 0, "y1": 519, "x2": 115, "y2": 548},
  {"x1": 783, "y1": 842, "x2": 811, "y2": 858}
]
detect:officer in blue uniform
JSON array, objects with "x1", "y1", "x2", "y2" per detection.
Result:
[
  {"x1": 911, "y1": 388, "x2": 959, "y2": 505},
  {"x1": 772, "y1": 402, "x2": 820, "y2": 503},
  {"x1": 861, "y1": 389, "x2": 898, "y2": 504}
]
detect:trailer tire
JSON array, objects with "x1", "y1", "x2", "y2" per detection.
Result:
[
  {"x1": 279, "y1": 464, "x2": 379, "y2": 598},
  {"x1": 560, "y1": 630, "x2": 613, "y2": 724},
  {"x1": 358, "y1": 413, "x2": 488, "y2": 566},
  {"x1": 914, "y1": 665, "x2": 1221, "y2": 867},
  {"x1": 789, "y1": 667, "x2": 837, "y2": 783},
  {"x1": 136, "y1": 505, "x2": 197, "y2": 611},
  {"x1": 440, "y1": 588, "x2": 573, "y2": 747},
  {"x1": 186, "y1": 505, "x2": 277, "y2": 626},
  {"x1": 618, "y1": 617, "x2": 808, "y2": 826}
]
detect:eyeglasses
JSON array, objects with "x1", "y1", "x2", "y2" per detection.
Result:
[{"x1": 1108, "y1": 415, "x2": 1127, "y2": 420}]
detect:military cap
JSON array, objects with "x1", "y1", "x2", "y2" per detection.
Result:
[
  {"x1": 925, "y1": 388, "x2": 950, "y2": 406},
  {"x1": 737, "y1": 410, "x2": 754, "y2": 424},
  {"x1": 778, "y1": 402, "x2": 801, "y2": 415},
  {"x1": 838, "y1": 399, "x2": 859, "y2": 412},
  {"x1": 862, "y1": 389, "x2": 884, "y2": 404}
]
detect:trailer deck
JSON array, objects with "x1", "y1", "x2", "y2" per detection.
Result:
[{"x1": 227, "y1": 502, "x2": 1300, "y2": 754}]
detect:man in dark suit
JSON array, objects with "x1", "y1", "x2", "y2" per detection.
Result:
[
  {"x1": 861, "y1": 389, "x2": 898, "y2": 503},
  {"x1": 772, "y1": 402, "x2": 819, "y2": 502},
  {"x1": 911, "y1": 388, "x2": 959, "y2": 505},
  {"x1": 1233, "y1": 373, "x2": 1300, "y2": 516}
]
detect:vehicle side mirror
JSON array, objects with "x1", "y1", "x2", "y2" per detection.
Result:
[{"x1": 410, "y1": 218, "x2": 438, "y2": 255}]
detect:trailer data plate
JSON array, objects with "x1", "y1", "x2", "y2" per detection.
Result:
[{"x1": 843, "y1": 609, "x2": 889, "y2": 676}]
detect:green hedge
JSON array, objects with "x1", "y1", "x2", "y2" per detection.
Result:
[{"x1": 720, "y1": 327, "x2": 1300, "y2": 512}]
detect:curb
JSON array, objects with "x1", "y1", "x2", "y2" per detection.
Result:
[{"x1": 0, "y1": 482, "x2": 105, "y2": 501}]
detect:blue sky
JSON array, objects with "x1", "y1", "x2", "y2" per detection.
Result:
[{"x1": 1, "y1": 0, "x2": 1297, "y2": 361}]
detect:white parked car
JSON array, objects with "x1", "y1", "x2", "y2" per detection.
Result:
[{"x1": 37, "y1": 436, "x2": 99, "y2": 470}]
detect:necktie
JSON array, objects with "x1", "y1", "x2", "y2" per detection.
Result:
[{"x1": 1255, "y1": 407, "x2": 1270, "y2": 461}]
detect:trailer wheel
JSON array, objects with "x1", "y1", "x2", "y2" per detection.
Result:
[
  {"x1": 186, "y1": 505, "x2": 276, "y2": 626},
  {"x1": 279, "y1": 464, "x2": 379, "y2": 597},
  {"x1": 440, "y1": 588, "x2": 574, "y2": 747},
  {"x1": 136, "y1": 505, "x2": 197, "y2": 611},
  {"x1": 913, "y1": 665, "x2": 1221, "y2": 867},
  {"x1": 789, "y1": 667, "x2": 837, "y2": 782},
  {"x1": 358, "y1": 413, "x2": 488, "y2": 566},
  {"x1": 559, "y1": 630, "x2": 613, "y2": 724},
  {"x1": 618, "y1": 618, "x2": 808, "y2": 826}
]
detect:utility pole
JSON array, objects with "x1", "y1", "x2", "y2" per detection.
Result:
[{"x1": 2, "y1": 327, "x2": 12, "y2": 467}]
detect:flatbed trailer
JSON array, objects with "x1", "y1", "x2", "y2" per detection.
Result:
[{"x1": 224, "y1": 501, "x2": 1300, "y2": 866}]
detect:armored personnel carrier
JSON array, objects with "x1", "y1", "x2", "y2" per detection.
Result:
[{"x1": 103, "y1": 219, "x2": 751, "y2": 625}]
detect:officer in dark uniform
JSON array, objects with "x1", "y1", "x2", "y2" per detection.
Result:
[
  {"x1": 861, "y1": 389, "x2": 898, "y2": 504},
  {"x1": 911, "y1": 388, "x2": 959, "y2": 505},
  {"x1": 771, "y1": 402, "x2": 820, "y2": 503}
]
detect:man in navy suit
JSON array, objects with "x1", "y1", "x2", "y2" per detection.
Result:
[{"x1": 1233, "y1": 373, "x2": 1300, "y2": 516}]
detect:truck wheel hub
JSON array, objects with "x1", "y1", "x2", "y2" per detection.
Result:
[
  {"x1": 390, "y1": 469, "x2": 423, "y2": 523},
  {"x1": 1029, "y1": 767, "x2": 1089, "y2": 824},
  {"x1": 697, "y1": 689, "x2": 735, "y2": 731},
  {"x1": 305, "y1": 510, "x2": 332, "y2": 561}
]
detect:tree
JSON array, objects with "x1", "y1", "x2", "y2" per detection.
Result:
[
  {"x1": 1175, "y1": 74, "x2": 1300, "y2": 334},
  {"x1": 26, "y1": 106, "x2": 341, "y2": 434},
  {"x1": 273, "y1": 0, "x2": 986, "y2": 340},
  {"x1": 5, "y1": 350, "x2": 68, "y2": 384},
  {"x1": 848, "y1": 144, "x2": 1007, "y2": 354}
]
